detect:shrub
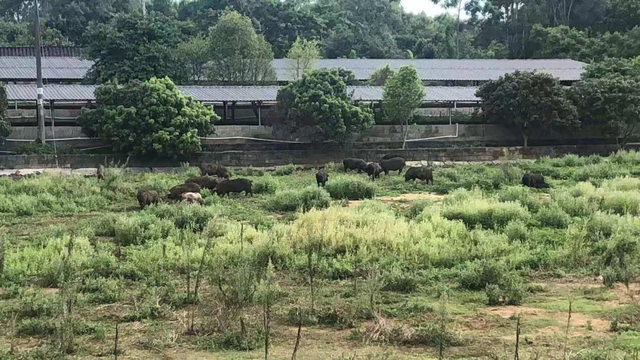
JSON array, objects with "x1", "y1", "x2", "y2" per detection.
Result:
[
  {"x1": 113, "y1": 214, "x2": 175, "y2": 246},
  {"x1": 535, "y1": 206, "x2": 571, "y2": 229},
  {"x1": 16, "y1": 318, "x2": 57, "y2": 336},
  {"x1": 382, "y1": 267, "x2": 419, "y2": 293},
  {"x1": 78, "y1": 77, "x2": 218, "y2": 158},
  {"x1": 81, "y1": 278, "x2": 122, "y2": 304},
  {"x1": 503, "y1": 220, "x2": 528, "y2": 242},
  {"x1": 144, "y1": 204, "x2": 214, "y2": 232},
  {"x1": 442, "y1": 198, "x2": 530, "y2": 229},
  {"x1": 252, "y1": 176, "x2": 278, "y2": 194},
  {"x1": 233, "y1": 167, "x2": 265, "y2": 177},
  {"x1": 272, "y1": 164, "x2": 296, "y2": 176},
  {"x1": 496, "y1": 186, "x2": 541, "y2": 212},
  {"x1": 268, "y1": 187, "x2": 330, "y2": 212},
  {"x1": 458, "y1": 260, "x2": 507, "y2": 291},
  {"x1": 325, "y1": 178, "x2": 376, "y2": 200}
]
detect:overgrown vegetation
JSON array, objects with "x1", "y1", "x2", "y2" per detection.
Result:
[{"x1": 1, "y1": 152, "x2": 639, "y2": 358}]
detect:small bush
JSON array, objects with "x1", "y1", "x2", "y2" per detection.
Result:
[
  {"x1": 442, "y1": 198, "x2": 530, "y2": 229},
  {"x1": 382, "y1": 268, "x2": 419, "y2": 293},
  {"x1": 535, "y1": 206, "x2": 571, "y2": 229},
  {"x1": 268, "y1": 187, "x2": 330, "y2": 212},
  {"x1": 145, "y1": 204, "x2": 214, "y2": 232},
  {"x1": 496, "y1": 186, "x2": 542, "y2": 212},
  {"x1": 325, "y1": 178, "x2": 376, "y2": 200},
  {"x1": 233, "y1": 167, "x2": 265, "y2": 177},
  {"x1": 113, "y1": 213, "x2": 175, "y2": 246},
  {"x1": 252, "y1": 176, "x2": 278, "y2": 194},
  {"x1": 504, "y1": 220, "x2": 528, "y2": 242},
  {"x1": 272, "y1": 164, "x2": 296, "y2": 176},
  {"x1": 17, "y1": 318, "x2": 57, "y2": 336}
]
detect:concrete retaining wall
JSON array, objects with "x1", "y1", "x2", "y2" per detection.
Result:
[
  {"x1": 6, "y1": 124, "x2": 612, "y2": 144},
  {"x1": 0, "y1": 145, "x2": 625, "y2": 169}
]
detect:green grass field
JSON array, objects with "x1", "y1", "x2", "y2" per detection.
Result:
[{"x1": 0, "y1": 152, "x2": 639, "y2": 359}]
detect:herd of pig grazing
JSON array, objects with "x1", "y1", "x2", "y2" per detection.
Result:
[
  {"x1": 135, "y1": 163, "x2": 253, "y2": 209},
  {"x1": 337, "y1": 155, "x2": 434, "y2": 184}
]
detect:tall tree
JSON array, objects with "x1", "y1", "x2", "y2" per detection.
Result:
[
  {"x1": 431, "y1": 0, "x2": 468, "y2": 58},
  {"x1": 207, "y1": 11, "x2": 275, "y2": 85},
  {"x1": 573, "y1": 76, "x2": 640, "y2": 147},
  {"x1": 275, "y1": 69, "x2": 374, "y2": 143},
  {"x1": 477, "y1": 71, "x2": 579, "y2": 147},
  {"x1": 177, "y1": 35, "x2": 210, "y2": 83},
  {"x1": 383, "y1": 65, "x2": 425, "y2": 149},
  {"x1": 84, "y1": 13, "x2": 187, "y2": 84},
  {"x1": 0, "y1": 83, "x2": 11, "y2": 140},
  {"x1": 287, "y1": 37, "x2": 320, "y2": 81}
]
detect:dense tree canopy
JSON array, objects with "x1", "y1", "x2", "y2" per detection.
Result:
[
  {"x1": 207, "y1": 11, "x2": 275, "y2": 84},
  {"x1": 275, "y1": 69, "x2": 374, "y2": 142},
  {"x1": 79, "y1": 77, "x2": 218, "y2": 157},
  {"x1": 477, "y1": 72, "x2": 579, "y2": 147},
  {"x1": 1, "y1": 0, "x2": 637, "y2": 61},
  {"x1": 83, "y1": 13, "x2": 187, "y2": 84}
]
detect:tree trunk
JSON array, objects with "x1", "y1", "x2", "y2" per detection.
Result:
[
  {"x1": 523, "y1": 134, "x2": 528, "y2": 148},
  {"x1": 402, "y1": 119, "x2": 409, "y2": 150}
]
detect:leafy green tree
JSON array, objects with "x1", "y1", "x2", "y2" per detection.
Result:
[
  {"x1": 383, "y1": 66, "x2": 425, "y2": 149},
  {"x1": 177, "y1": 35, "x2": 210, "y2": 83},
  {"x1": 581, "y1": 57, "x2": 640, "y2": 80},
  {"x1": 477, "y1": 71, "x2": 579, "y2": 148},
  {"x1": 84, "y1": 13, "x2": 187, "y2": 84},
  {"x1": 275, "y1": 69, "x2": 374, "y2": 143},
  {"x1": 0, "y1": 83, "x2": 11, "y2": 139},
  {"x1": 368, "y1": 65, "x2": 395, "y2": 86},
  {"x1": 572, "y1": 76, "x2": 640, "y2": 147},
  {"x1": 287, "y1": 37, "x2": 320, "y2": 80},
  {"x1": 0, "y1": 20, "x2": 70, "y2": 46},
  {"x1": 207, "y1": 11, "x2": 276, "y2": 84},
  {"x1": 43, "y1": 0, "x2": 132, "y2": 44},
  {"x1": 79, "y1": 77, "x2": 218, "y2": 158}
]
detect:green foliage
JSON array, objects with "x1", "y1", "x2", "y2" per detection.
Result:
[
  {"x1": 287, "y1": 37, "x2": 320, "y2": 80},
  {"x1": 272, "y1": 164, "x2": 296, "y2": 176},
  {"x1": 177, "y1": 35, "x2": 211, "y2": 83},
  {"x1": 84, "y1": 13, "x2": 187, "y2": 83},
  {"x1": 368, "y1": 65, "x2": 395, "y2": 86},
  {"x1": 207, "y1": 11, "x2": 276, "y2": 84},
  {"x1": 268, "y1": 187, "x2": 331, "y2": 212},
  {"x1": 275, "y1": 68, "x2": 374, "y2": 142},
  {"x1": 0, "y1": 83, "x2": 9, "y2": 139},
  {"x1": 477, "y1": 71, "x2": 580, "y2": 147},
  {"x1": 572, "y1": 75, "x2": 640, "y2": 146},
  {"x1": 252, "y1": 176, "x2": 278, "y2": 194},
  {"x1": 79, "y1": 77, "x2": 218, "y2": 157},
  {"x1": 535, "y1": 206, "x2": 572, "y2": 229},
  {"x1": 383, "y1": 65, "x2": 425, "y2": 127},
  {"x1": 324, "y1": 178, "x2": 376, "y2": 200},
  {"x1": 441, "y1": 197, "x2": 531, "y2": 229}
]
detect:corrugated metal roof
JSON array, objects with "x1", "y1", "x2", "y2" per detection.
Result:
[
  {"x1": 180, "y1": 86, "x2": 279, "y2": 102},
  {"x1": 0, "y1": 56, "x2": 585, "y2": 82},
  {"x1": 5, "y1": 84, "x2": 480, "y2": 103},
  {"x1": 350, "y1": 86, "x2": 479, "y2": 102},
  {"x1": 272, "y1": 59, "x2": 585, "y2": 81},
  {"x1": 0, "y1": 46, "x2": 83, "y2": 57},
  {"x1": 0, "y1": 56, "x2": 92, "y2": 80}
]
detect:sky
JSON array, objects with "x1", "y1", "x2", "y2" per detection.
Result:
[{"x1": 401, "y1": 0, "x2": 466, "y2": 18}]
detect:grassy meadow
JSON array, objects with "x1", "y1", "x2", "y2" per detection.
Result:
[{"x1": 0, "y1": 152, "x2": 639, "y2": 359}]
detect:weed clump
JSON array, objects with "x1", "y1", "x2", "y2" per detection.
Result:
[{"x1": 325, "y1": 177, "x2": 376, "y2": 200}]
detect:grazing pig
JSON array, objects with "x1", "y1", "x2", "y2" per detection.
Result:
[
  {"x1": 365, "y1": 162, "x2": 383, "y2": 181},
  {"x1": 181, "y1": 192, "x2": 205, "y2": 205},
  {"x1": 137, "y1": 189, "x2": 159, "y2": 209},
  {"x1": 343, "y1": 158, "x2": 367, "y2": 173},
  {"x1": 186, "y1": 176, "x2": 219, "y2": 190},
  {"x1": 316, "y1": 168, "x2": 329, "y2": 187},
  {"x1": 522, "y1": 173, "x2": 549, "y2": 189},
  {"x1": 379, "y1": 157, "x2": 406, "y2": 175},
  {"x1": 380, "y1": 154, "x2": 405, "y2": 161},
  {"x1": 97, "y1": 165, "x2": 105, "y2": 180},
  {"x1": 168, "y1": 182, "x2": 201, "y2": 200},
  {"x1": 404, "y1": 167, "x2": 434, "y2": 184},
  {"x1": 216, "y1": 178, "x2": 253, "y2": 197},
  {"x1": 199, "y1": 163, "x2": 230, "y2": 179}
]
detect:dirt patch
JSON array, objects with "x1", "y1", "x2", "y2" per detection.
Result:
[
  {"x1": 479, "y1": 306, "x2": 611, "y2": 336},
  {"x1": 347, "y1": 193, "x2": 445, "y2": 208}
]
